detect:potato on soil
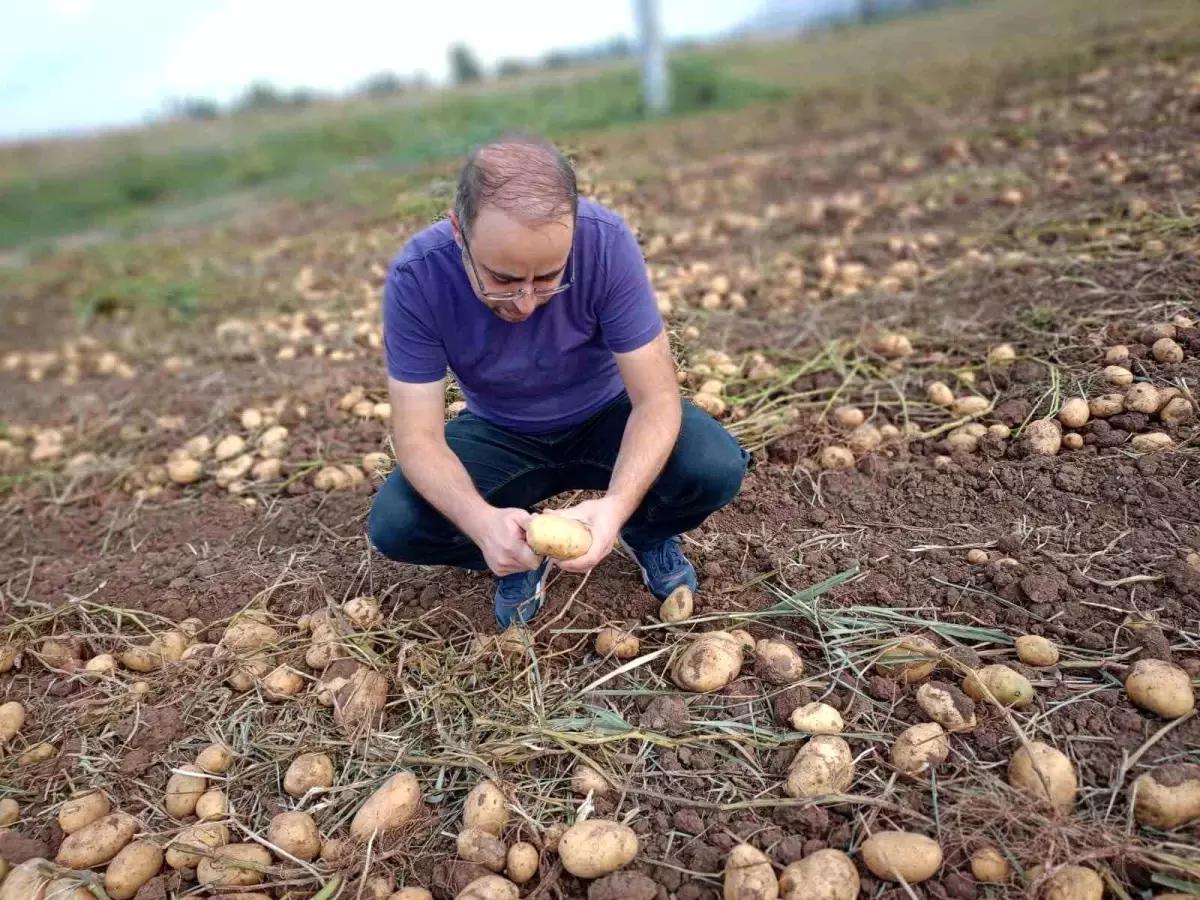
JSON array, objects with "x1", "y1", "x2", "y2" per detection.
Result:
[
  {"x1": 0, "y1": 859, "x2": 52, "y2": 900},
  {"x1": 1131, "y1": 764, "x2": 1200, "y2": 830},
  {"x1": 18, "y1": 742, "x2": 57, "y2": 766},
  {"x1": 1124, "y1": 382, "x2": 1161, "y2": 414},
  {"x1": 40, "y1": 636, "x2": 83, "y2": 669},
  {"x1": 1062, "y1": 433, "x2": 1083, "y2": 450},
  {"x1": 970, "y1": 846, "x2": 1010, "y2": 883},
  {"x1": 755, "y1": 639, "x2": 805, "y2": 685},
  {"x1": 1104, "y1": 345, "x2": 1130, "y2": 365},
  {"x1": 55, "y1": 811, "x2": 137, "y2": 868},
  {"x1": 1023, "y1": 419, "x2": 1062, "y2": 456},
  {"x1": 305, "y1": 609, "x2": 350, "y2": 670},
  {"x1": 197, "y1": 843, "x2": 273, "y2": 887},
  {"x1": 1008, "y1": 742, "x2": 1077, "y2": 812},
  {"x1": 778, "y1": 848, "x2": 859, "y2": 900},
  {"x1": 262, "y1": 664, "x2": 306, "y2": 700},
  {"x1": 1160, "y1": 396, "x2": 1195, "y2": 426},
  {"x1": 693, "y1": 392, "x2": 727, "y2": 417},
  {"x1": 927, "y1": 382, "x2": 954, "y2": 407},
  {"x1": 195, "y1": 788, "x2": 227, "y2": 821},
  {"x1": 595, "y1": 627, "x2": 640, "y2": 659},
  {"x1": 951, "y1": 395, "x2": 989, "y2": 416},
  {"x1": 875, "y1": 635, "x2": 939, "y2": 683},
  {"x1": 285, "y1": 752, "x2": 335, "y2": 798},
  {"x1": 104, "y1": 841, "x2": 164, "y2": 900},
  {"x1": 1043, "y1": 866, "x2": 1103, "y2": 900},
  {"x1": 1104, "y1": 365, "x2": 1133, "y2": 385},
  {"x1": 1124, "y1": 659, "x2": 1195, "y2": 718},
  {"x1": 526, "y1": 512, "x2": 592, "y2": 560},
  {"x1": 344, "y1": 595, "x2": 382, "y2": 630},
  {"x1": 723, "y1": 842, "x2": 778, "y2": 900},
  {"x1": 350, "y1": 771, "x2": 421, "y2": 840},
  {"x1": 463, "y1": 780, "x2": 509, "y2": 837},
  {"x1": 859, "y1": 831, "x2": 942, "y2": 883},
  {"x1": 334, "y1": 666, "x2": 388, "y2": 732},
  {"x1": 891, "y1": 722, "x2": 949, "y2": 777},
  {"x1": 558, "y1": 819, "x2": 639, "y2": 878},
  {"x1": 0, "y1": 797, "x2": 19, "y2": 825},
  {"x1": 572, "y1": 765, "x2": 612, "y2": 797},
  {"x1": 58, "y1": 790, "x2": 110, "y2": 834},
  {"x1": 269, "y1": 811, "x2": 321, "y2": 861},
  {"x1": 458, "y1": 827, "x2": 507, "y2": 872},
  {"x1": 363, "y1": 451, "x2": 392, "y2": 474},
  {"x1": 392, "y1": 890, "x2": 435, "y2": 900},
  {"x1": 0, "y1": 700, "x2": 25, "y2": 741},
  {"x1": 1057, "y1": 398, "x2": 1089, "y2": 428},
  {"x1": 1152, "y1": 338, "x2": 1184, "y2": 364},
  {"x1": 167, "y1": 458, "x2": 203, "y2": 484},
  {"x1": 730, "y1": 630, "x2": 756, "y2": 652},
  {"x1": 0, "y1": 642, "x2": 19, "y2": 672},
  {"x1": 832, "y1": 406, "x2": 864, "y2": 428},
  {"x1": 221, "y1": 615, "x2": 277, "y2": 652},
  {"x1": 790, "y1": 702, "x2": 844, "y2": 734},
  {"x1": 1015, "y1": 635, "x2": 1059, "y2": 667},
  {"x1": 196, "y1": 743, "x2": 234, "y2": 774},
  {"x1": 874, "y1": 334, "x2": 913, "y2": 359},
  {"x1": 671, "y1": 631, "x2": 745, "y2": 693},
  {"x1": 988, "y1": 344, "x2": 1016, "y2": 367},
  {"x1": 785, "y1": 735, "x2": 854, "y2": 799},
  {"x1": 456, "y1": 876, "x2": 519, "y2": 900},
  {"x1": 964, "y1": 664, "x2": 1035, "y2": 707},
  {"x1": 165, "y1": 765, "x2": 208, "y2": 818},
  {"x1": 506, "y1": 842, "x2": 538, "y2": 885},
  {"x1": 819, "y1": 445, "x2": 855, "y2": 470},
  {"x1": 659, "y1": 584, "x2": 693, "y2": 622},
  {"x1": 166, "y1": 823, "x2": 229, "y2": 869},
  {"x1": 1089, "y1": 393, "x2": 1124, "y2": 418},
  {"x1": 1132, "y1": 432, "x2": 1173, "y2": 452}
]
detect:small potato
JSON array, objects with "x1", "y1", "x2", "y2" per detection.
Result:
[
  {"x1": 755, "y1": 639, "x2": 805, "y2": 685},
  {"x1": 195, "y1": 789, "x2": 227, "y2": 821},
  {"x1": 363, "y1": 452, "x2": 392, "y2": 475},
  {"x1": 350, "y1": 771, "x2": 422, "y2": 840},
  {"x1": 693, "y1": 392, "x2": 727, "y2": 418},
  {"x1": 457, "y1": 827, "x2": 507, "y2": 872},
  {"x1": 874, "y1": 334, "x2": 913, "y2": 359},
  {"x1": 595, "y1": 627, "x2": 640, "y2": 660},
  {"x1": 970, "y1": 846, "x2": 1011, "y2": 883},
  {"x1": 1062, "y1": 433, "x2": 1084, "y2": 450},
  {"x1": 0, "y1": 700, "x2": 25, "y2": 742},
  {"x1": 1089, "y1": 393, "x2": 1125, "y2": 418},
  {"x1": 262, "y1": 664, "x2": 306, "y2": 701},
  {"x1": 1132, "y1": 432, "x2": 1173, "y2": 453},
  {"x1": 344, "y1": 595, "x2": 382, "y2": 630},
  {"x1": 926, "y1": 382, "x2": 954, "y2": 407},
  {"x1": 269, "y1": 811, "x2": 321, "y2": 861},
  {"x1": 1125, "y1": 659, "x2": 1195, "y2": 718},
  {"x1": 165, "y1": 765, "x2": 208, "y2": 818},
  {"x1": 875, "y1": 635, "x2": 939, "y2": 683},
  {"x1": 729, "y1": 630, "x2": 756, "y2": 652},
  {"x1": 671, "y1": 632, "x2": 745, "y2": 693},
  {"x1": 723, "y1": 843, "x2": 778, "y2": 900},
  {"x1": 964, "y1": 664, "x2": 1035, "y2": 708},
  {"x1": 966, "y1": 549, "x2": 989, "y2": 564},
  {"x1": 197, "y1": 843, "x2": 272, "y2": 887},
  {"x1": 1152, "y1": 338, "x2": 1184, "y2": 364},
  {"x1": 1015, "y1": 635, "x2": 1059, "y2": 667},
  {"x1": 506, "y1": 842, "x2": 539, "y2": 885},
  {"x1": 890, "y1": 722, "x2": 949, "y2": 777},
  {"x1": 1142, "y1": 324, "x2": 1178, "y2": 344},
  {"x1": 1131, "y1": 764, "x2": 1200, "y2": 830},
  {"x1": 946, "y1": 427, "x2": 980, "y2": 453},
  {"x1": 1160, "y1": 396, "x2": 1195, "y2": 426},
  {"x1": 456, "y1": 876, "x2": 519, "y2": 900},
  {"x1": 1043, "y1": 866, "x2": 1103, "y2": 900},
  {"x1": 659, "y1": 584, "x2": 694, "y2": 623},
  {"x1": 848, "y1": 424, "x2": 882, "y2": 453},
  {"x1": 860, "y1": 831, "x2": 942, "y2": 883},
  {"x1": 526, "y1": 513, "x2": 592, "y2": 560},
  {"x1": 0, "y1": 643, "x2": 19, "y2": 673},
  {"x1": 790, "y1": 702, "x2": 844, "y2": 734},
  {"x1": 951, "y1": 395, "x2": 990, "y2": 416},
  {"x1": 214, "y1": 434, "x2": 246, "y2": 461},
  {"x1": 1104, "y1": 365, "x2": 1133, "y2": 385},
  {"x1": 18, "y1": 742, "x2": 57, "y2": 767},
  {"x1": 1008, "y1": 742, "x2": 1077, "y2": 812},
  {"x1": 1104, "y1": 345, "x2": 1130, "y2": 365},
  {"x1": 778, "y1": 848, "x2": 858, "y2": 900},
  {"x1": 916, "y1": 683, "x2": 977, "y2": 732},
  {"x1": 819, "y1": 445, "x2": 855, "y2": 470},
  {"x1": 58, "y1": 790, "x2": 110, "y2": 834},
  {"x1": 557, "y1": 819, "x2": 639, "y2": 878},
  {"x1": 56, "y1": 812, "x2": 137, "y2": 868},
  {"x1": 104, "y1": 841, "x2": 164, "y2": 900},
  {"x1": 571, "y1": 765, "x2": 611, "y2": 798},
  {"x1": 165, "y1": 823, "x2": 229, "y2": 869},
  {"x1": 306, "y1": 609, "x2": 350, "y2": 671},
  {"x1": 1124, "y1": 382, "x2": 1161, "y2": 414},
  {"x1": 285, "y1": 752, "x2": 335, "y2": 798},
  {"x1": 1023, "y1": 419, "x2": 1062, "y2": 457},
  {"x1": 1057, "y1": 398, "x2": 1090, "y2": 429},
  {"x1": 833, "y1": 406, "x2": 864, "y2": 429},
  {"x1": 463, "y1": 780, "x2": 509, "y2": 837},
  {"x1": 221, "y1": 616, "x2": 278, "y2": 652},
  {"x1": 167, "y1": 458, "x2": 203, "y2": 484},
  {"x1": 0, "y1": 797, "x2": 19, "y2": 826},
  {"x1": 40, "y1": 637, "x2": 83, "y2": 669},
  {"x1": 391, "y1": 890, "x2": 435, "y2": 900},
  {"x1": 988, "y1": 344, "x2": 1016, "y2": 367},
  {"x1": 334, "y1": 666, "x2": 388, "y2": 733},
  {"x1": 785, "y1": 735, "x2": 854, "y2": 799},
  {"x1": 196, "y1": 743, "x2": 234, "y2": 774},
  {"x1": 313, "y1": 466, "x2": 351, "y2": 491}
]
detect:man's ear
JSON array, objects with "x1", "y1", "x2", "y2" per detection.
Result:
[{"x1": 448, "y1": 210, "x2": 462, "y2": 245}]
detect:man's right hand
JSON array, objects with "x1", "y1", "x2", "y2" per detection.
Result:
[{"x1": 469, "y1": 507, "x2": 543, "y2": 576}]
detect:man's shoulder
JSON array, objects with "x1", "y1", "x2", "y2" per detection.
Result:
[
  {"x1": 388, "y1": 217, "x2": 457, "y2": 280},
  {"x1": 577, "y1": 196, "x2": 631, "y2": 235}
]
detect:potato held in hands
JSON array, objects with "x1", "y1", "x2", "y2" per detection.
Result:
[{"x1": 526, "y1": 513, "x2": 592, "y2": 561}]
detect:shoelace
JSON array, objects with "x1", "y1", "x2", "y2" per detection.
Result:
[{"x1": 642, "y1": 538, "x2": 684, "y2": 577}]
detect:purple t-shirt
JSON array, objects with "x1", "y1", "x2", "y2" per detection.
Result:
[{"x1": 383, "y1": 197, "x2": 663, "y2": 433}]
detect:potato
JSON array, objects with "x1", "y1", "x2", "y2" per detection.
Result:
[
  {"x1": 335, "y1": 666, "x2": 389, "y2": 732},
  {"x1": 1062, "y1": 433, "x2": 1084, "y2": 450},
  {"x1": 1160, "y1": 396, "x2": 1195, "y2": 426},
  {"x1": 1132, "y1": 432, "x2": 1173, "y2": 452},
  {"x1": 457, "y1": 827, "x2": 507, "y2": 872},
  {"x1": 970, "y1": 846, "x2": 1010, "y2": 883},
  {"x1": 314, "y1": 466, "x2": 351, "y2": 491},
  {"x1": 755, "y1": 639, "x2": 805, "y2": 685},
  {"x1": 1057, "y1": 398, "x2": 1089, "y2": 429},
  {"x1": 18, "y1": 742, "x2": 57, "y2": 766},
  {"x1": 951, "y1": 395, "x2": 989, "y2": 416},
  {"x1": 269, "y1": 811, "x2": 321, "y2": 861},
  {"x1": 58, "y1": 790, "x2": 110, "y2": 834},
  {"x1": 778, "y1": 848, "x2": 858, "y2": 900},
  {"x1": 963, "y1": 664, "x2": 1035, "y2": 707},
  {"x1": 167, "y1": 822, "x2": 228, "y2": 869},
  {"x1": 0, "y1": 643, "x2": 19, "y2": 673},
  {"x1": 693, "y1": 392, "x2": 727, "y2": 417},
  {"x1": 350, "y1": 771, "x2": 421, "y2": 840},
  {"x1": 946, "y1": 427, "x2": 980, "y2": 453},
  {"x1": 1104, "y1": 365, "x2": 1133, "y2": 386},
  {"x1": 785, "y1": 735, "x2": 854, "y2": 799},
  {"x1": 196, "y1": 743, "x2": 234, "y2": 774},
  {"x1": 0, "y1": 797, "x2": 18, "y2": 826},
  {"x1": 860, "y1": 831, "x2": 942, "y2": 883},
  {"x1": 306, "y1": 609, "x2": 349, "y2": 670},
  {"x1": 344, "y1": 596, "x2": 382, "y2": 630},
  {"x1": 39, "y1": 637, "x2": 82, "y2": 669},
  {"x1": 197, "y1": 843, "x2": 272, "y2": 887},
  {"x1": 729, "y1": 630, "x2": 756, "y2": 652},
  {"x1": 988, "y1": 344, "x2": 1016, "y2": 367},
  {"x1": 1124, "y1": 383, "x2": 1161, "y2": 414},
  {"x1": 1132, "y1": 764, "x2": 1200, "y2": 830},
  {"x1": 456, "y1": 876, "x2": 519, "y2": 900},
  {"x1": 363, "y1": 879, "x2": 396, "y2": 900},
  {"x1": 557, "y1": 819, "x2": 638, "y2": 878},
  {"x1": 875, "y1": 635, "x2": 939, "y2": 683},
  {"x1": 722, "y1": 843, "x2": 778, "y2": 900},
  {"x1": 819, "y1": 446, "x2": 855, "y2": 470},
  {"x1": 1008, "y1": 742, "x2": 1077, "y2": 812},
  {"x1": 671, "y1": 631, "x2": 744, "y2": 693},
  {"x1": 526, "y1": 513, "x2": 592, "y2": 560},
  {"x1": 915, "y1": 683, "x2": 977, "y2": 732},
  {"x1": 392, "y1": 890, "x2": 435, "y2": 900},
  {"x1": 1125, "y1": 659, "x2": 1195, "y2": 718},
  {"x1": 463, "y1": 780, "x2": 509, "y2": 837},
  {"x1": 874, "y1": 334, "x2": 913, "y2": 359},
  {"x1": 56, "y1": 812, "x2": 137, "y2": 868},
  {"x1": 1023, "y1": 419, "x2": 1062, "y2": 457},
  {"x1": 0, "y1": 701, "x2": 25, "y2": 742},
  {"x1": 165, "y1": 765, "x2": 208, "y2": 818},
  {"x1": 1105, "y1": 345, "x2": 1130, "y2": 365},
  {"x1": 104, "y1": 840, "x2": 164, "y2": 900},
  {"x1": 0, "y1": 859, "x2": 51, "y2": 900},
  {"x1": 988, "y1": 423, "x2": 1012, "y2": 439},
  {"x1": 227, "y1": 654, "x2": 268, "y2": 691},
  {"x1": 833, "y1": 406, "x2": 864, "y2": 429},
  {"x1": 46, "y1": 879, "x2": 91, "y2": 900},
  {"x1": 927, "y1": 382, "x2": 954, "y2": 407},
  {"x1": 263, "y1": 664, "x2": 306, "y2": 701},
  {"x1": 1015, "y1": 635, "x2": 1059, "y2": 667},
  {"x1": 1152, "y1": 338, "x2": 1184, "y2": 364},
  {"x1": 182, "y1": 436, "x2": 212, "y2": 458},
  {"x1": 1089, "y1": 393, "x2": 1124, "y2": 418},
  {"x1": 363, "y1": 452, "x2": 392, "y2": 475},
  {"x1": 571, "y1": 765, "x2": 611, "y2": 798},
  {"x1": 221, "y1": 616, "x2": 277, "y2": 652},
  {"x1": 1043, "y1": 865, "x2": 1103, "y2": 900},
  {"x1": 214, "y1": 434, "x2": 246, "y2": 461},
  {"x1": 595, "y1": 627, "x2": 640, "y2": 660},
  {"x1": 167, "y1": 458, "x2": 203, "y2": 484},
  {"x1": 891, "y1": 723, "x2": 949, "y2": 777},
  {"x1": 966, "y1": 548, "x2": 989, "y2": 564},
  {"x1": 506, "y1": 842, "x2": 539, "y2": 885},
  {"x1": 542, "y1": 823, "x2": 568, "y2": 854},
  {"x1": 1142, "y1": 324, "x2": 1177, "y2": 344},
  {"x1": 195, "y1": 789, "x2": 227, "y2": 821},
  {"x1": 285, "y1": 752, "x2": 335, "y2": 798},
  {"x1": 659, "y1": 584, "x2": 694, "y2": 623},
  {"x1": 790, "y1": 702, "x2": 844, "y2": 734}
]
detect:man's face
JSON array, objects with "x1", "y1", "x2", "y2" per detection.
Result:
[{"x1": 453, "y1": 206, "x2": 574, "y2": 324}]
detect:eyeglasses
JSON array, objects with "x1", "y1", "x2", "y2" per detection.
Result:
[{"x1": 460, "y1": 228, "x2": 574, "y2": 302}]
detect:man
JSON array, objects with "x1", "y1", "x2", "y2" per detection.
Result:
[{"x1": 368, "y1": 133, "x2": 749, "y2": 628}]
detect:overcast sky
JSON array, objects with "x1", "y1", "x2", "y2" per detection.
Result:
[{"x1": 0, "y1": 0, "x2": 767, "y2": 140}]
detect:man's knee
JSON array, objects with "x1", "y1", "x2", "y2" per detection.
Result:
[{"x1": 669, "y1": 411, "x2": 749, "y2": 511}]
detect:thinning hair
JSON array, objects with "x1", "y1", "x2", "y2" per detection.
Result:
[{"x1": 454, "y1": 132, "x2": 578, "y2": 235}]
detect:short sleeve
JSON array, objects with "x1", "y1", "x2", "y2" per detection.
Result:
[
  {"x1": 383, "y1": 267, "x2": 448, "y2": 383},
  {"x1": 597, "y1": 217, "x2": 664, "y2": 354}
]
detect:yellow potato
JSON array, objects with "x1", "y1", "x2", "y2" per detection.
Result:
[
  {"x1": 1057, "y1": 398, "x2": 1089, "y2": 428},
  {"x1": 988, "y1": 344, "x2": 1016, "y2": 367},
  {"x1": 344, "y1": 595, "x2": 383, "y2": 630},
  {"x1": 457, "y1": 827, "x2": 507, "y2": 872},
  {"x1": 269, "y1": 811, "x2": 321, "y2": 861},
  {"x1": 166, "y1": 823, "x2": 228, "y2": 869},
  {"x1": 0, "y1": 797, "x2": 19, "y2": 826},
  {"x1": 18, "y1": 742, "x2": 57, "y2": 767},
  {"x1": 723, "y1": 843, "x2": 778, "y2": 900},
  {"x1": 1131, "y1": 764, "x2": 1200, "y2": 830},
  {"x1": 197, "y1": 843, "x2": 272, "y2": 887},
  {"x1": 1124, "y1": 383, "x2": 1161, "y2": 414},
  {"x1": 55, "y1": 812, "x2": 137, "y2": 868},
  {"x1": 789, "y1": 702, "x2": 844, "y2": 734},
  {"x1": 118, "y1": 645, "x2": 161, "y2": 673},
  {"x1": 860, "y1": 831, "x2": 942, "y2": 883},
  {"x1": 285, "y1": 752, "x2": 335, "y2": 798},
  {"x1": 390, "y1": 890, "x2": 435, "y2": 900},
  {"x1": 874, "y1": 334, "x2": 913, "y2": 359},
  {"x1": 542, "y1": 822, "x2": 568, "y2": 854},
  {"x1": 525, "y1": 513, "x2": 592, "y2": 560},
  {"x1": 505, "y1": 842, "x2": 539, "y2": 885},
  {"x1": 927, "y1": 382, "x2": 954, "y2": 407},
  {"x1": 463, "y1": 780, "x2": 509, "y2": 837},
  {"x1": 595, "y1": 627, "x2": 640, "y2": 660},
  {"x1": 1024, "y1": 419, "x2": 1062, "y2": 456},
  {"x1": 226, "y1": 654, "x2": 268, "y2": 691},
  {"x1": 165, "y1": 765, "x2": 208, "y2": 818},
  {"x1": 58, "y1": 790, "x2": 111, "y2": 834},
  {"x1": 570, "y1": 765, "x2": 611, "y2": 798},
  {"x1": 0, "y1": 700, "x2": 25, "y2": 742},
  {"x1": 45, "y1": 879, "x2": 91, "y2": 900},
  {"x1": 167, "y1": 458, "x2": 203, "y2": 484},
  {"x1": 305, "y1": 609, "x2": 350, "y2": 670},
  {"x1": 1088, "y1": 392, "x2": 1125, "y2": 418},
  {"x1": 262, "y1": 664, "x2": 307, "y2": 701},
  {"x1": 0, "y1": 643, "x2": 21, "y2": 673},
  {"x1": 456, "y1": 876, "x2": 519, "y2": 900},
  {"x1": 890, "y1": 722, "x2": 949, "y2": 777},
  {"x1": 155, "y1": 630, "x2": 190, "y2": 662},
  {"x1": 195, "y1": 789, "x2": 227, "y2": 821},
  {"x1": 671, "y1": 631, "x2": 744, "y2": 693},
  {"x1": 754, "y1": 639, "x2": 805, "y2": 685},
  {"x1": 970, "y1": 846, "x2": 1010, "y2": 883},
  {"x1": 1125, "y1": 659, "x2": 1195, "y2": 718},
  {"x1": 785, "y1": 735, "x2": 854, "y2": 799},
  {"x1": 350, "y1": 771, "x2": 422, "y2": 840},
  {"x1": 659, "y1": 584, "x2": 694, "y2": 623},
  {"x1": 818, "y1": 445, "x2": 855, "y2": 470},
  {"x1": 875, "y1": 636, "x2": 939, "y2": 683},
  {"x1": 0, "y1": 859, "x2": 52, "y2": 900},
  {"x1": 915, "y1": 683, "x2": 977, "y2": 732},
  {"x1": 1043, "y1": 865, "x2": 1103, "y2": 900},
  {"x1": 196, "y1": 743, "x2": 234, "y2": 774},
  {"x1": 964, "y1": 664, "x2": 1035, "y2": 707},
  {"x1": 334, "y1": 666, "x2": 389, "y2": 732},
  {"x1": 221, "y1": 617, "x2": 277, "y2": 652},
  {"x1": 1015, "y1": 635, "x2": 1059, "y2": 667},
  {"x1": 778, "y1": 848, "x2": 858, "y2": 900},
  {"x1": 104, "y1": 841, "x2": 164, "y2": 900},
  {"x1": 951, "y1": 395, "x2": 989, "y2": 416},
  {"x1": 557, "y1": 819, "x2": 638, "y2": 879},
  {"x1": 1008, "y1": 742, "x2": 1077, "y2": 812}
]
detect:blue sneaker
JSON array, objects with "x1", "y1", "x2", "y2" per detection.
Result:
[
  {"x1": 621, "y1": 535, "x2": 698, "y2": 600},
  {"x1": 494, "y1": 559, "x2": 550, "y2": 629}
]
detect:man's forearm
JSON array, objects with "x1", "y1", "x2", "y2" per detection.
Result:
[
  {"x1": 394, "y1": 434, "x2": 492, "y2": 541},
  {"x1": 607, "y1": 394, "x2": 682, "y2": 521}
]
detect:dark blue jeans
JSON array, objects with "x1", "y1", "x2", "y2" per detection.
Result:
[{"x1": 368, "y1": 394, "x2": 750, "y2": 571}]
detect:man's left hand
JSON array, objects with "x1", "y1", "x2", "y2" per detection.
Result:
[{"x1": 554, "y1": 497, "x2": 626, "y2": 574}]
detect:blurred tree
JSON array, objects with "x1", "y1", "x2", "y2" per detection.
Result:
[
  {"x1": 496, "y1": 58, "x2": 531, "y2": 78},
  {"x1": 449, "y1": 43, "x2": 484, "y2": 84},
  {"x1": 168, "y1": 97, "x2": 220, "y2": 120},
  {"x1": 237, "y1": 82, "x2": 287, "y2": 111},
  {"x1": 358, "y1": 71, "x2": 406, "y2": 97},
  {"x1": 542, "y1": 50, "x2": 572, "y2": 70}
]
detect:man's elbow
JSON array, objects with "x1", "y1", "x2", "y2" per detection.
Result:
[{"x1": 392, "y1": 430, "x2": 441, "y2": 467}]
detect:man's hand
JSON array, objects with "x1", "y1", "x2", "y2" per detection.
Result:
[
  {"x1": 554, "y1": 497, "x2": 625, "y2": 574},
  {"x1": 468, "y1": 507, "x2": 543, "y2": 576}
]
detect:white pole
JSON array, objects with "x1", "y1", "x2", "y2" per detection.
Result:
[{"x1": 635, "y1": 0, "x2": 669, "y2": 115}]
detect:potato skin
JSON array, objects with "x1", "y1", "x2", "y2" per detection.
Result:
[
  {"x1": 165, "y1": 766, "x2": 208, "y2": 818},
  {"x1": 0, "y1": 858, "x2": 52, "y2": 900},
  {"x1": 1043, "y1": 865, "x2": 1103, "y2": 900},
  {"x1": 659, "y1": 585, "x2": 694, "y2": 623},
  {"x1": 778, "y1": 848, "x2": 859, "y2": 900},
  {"x1": 285, "y1": 752, "x2": 335, "y2": 798},
  {"x1": 269, "y1": 811, "x2": 321, "y2": 861},
  {"x1": 860, "y1": 831, "x2": 942, "y2": 883},
  {"x1": 1132, "y1": 764, "x2": 1200, "y2": 830},
  {"x1": 165, "y1": 823, "x2": 228, "y2": 869},
  {"x1": 58, "y1": 790, "x2": 110, "y2": 834},
  {"x1": 104, "y1": 840, "x2": 164, "y2": 900},
  {"x1": 557, "y1": 819, "x2": 639, "y2": 879},
  {"x1": 196, "y1": 744, "x2": 234, "y2": 774},
  {"x1": 671, "y1": 632, "x2": 744, "y2": 693},
  {"x1": 723, "y1": 842, "x2": 778, "y2": 900},
  {"x1": 456, "y1": 876, "x2": 519, "y2": 900},
  {"x1": 0, "y1": 701, "x2": 25, "y2": 742},
  {"x1": 970, "y1": 847, "x2": 1010, "y2": 884},
  {"x1": 197, "y1": 843, "x2": 272, "y2": 887},
  {"x1": 595, "y1": 628, "x2": 640, "y2": 660},
  {"x1": 963, "y1": 665, "x2": 1035, "y2": 708},
  {"x1": 890, "y1": 723, "x2": 949, "y2": 777},
  {"x1": 526, "y1": 513, "x2": 592, "y2": 560},
  {"x1": 506, "y1": 842, "x2": 539, "y2": 885},
  {"x1": 785, "y1": 735, "x2": 854, "y2": 799},
  {"x1": 1125, "y1": 659, "x2": 1195, "y2": 718},
  {"x1": 335, "y1": 667, "x2": 389, "y2": 732},
  {"x1": 875, "y1": 637, "x2": 938, "y2": 683},
  {"x1": 463, "y1": 780, "x2": 509, "y2": 837},
  {"x1": 457, "y1": 827, "x2": 507, "y2": 872},
  {"x1": 350, "y1": 771, "x2": 422, "y2": 840},
  {"x1": 1008, "y1": 742, "x2": 1077, "y2": 812},
  {"x1": 55, "y1": 812, "x2": 138, "y2": 868},
  {"x1": 790, "y1": 702, "x2": 844, "y2": 734}
]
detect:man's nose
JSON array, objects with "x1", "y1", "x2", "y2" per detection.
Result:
[{"x1": 515, "y1": 289, "x2": 538, "y2": 315}]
